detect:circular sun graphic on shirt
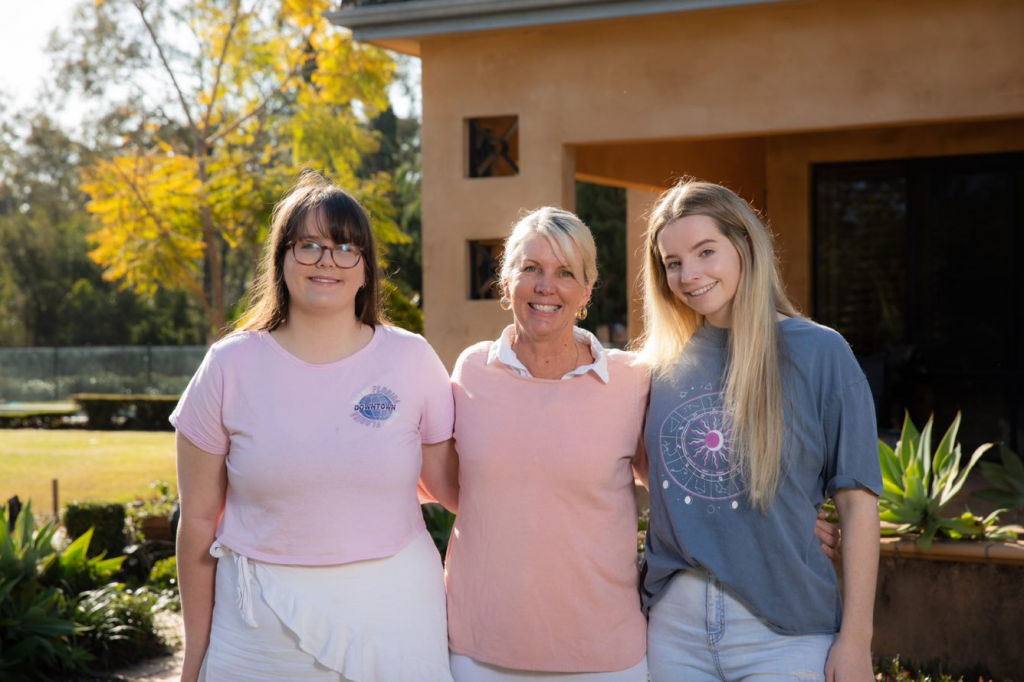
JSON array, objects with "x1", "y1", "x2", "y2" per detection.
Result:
[{"x1": 658, "y1": 392, "x2": 743, "y2": 501}]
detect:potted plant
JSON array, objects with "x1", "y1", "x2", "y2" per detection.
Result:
[
  {"x1": 869, "y1": 413, "x2": 1024, "y2": 679},
  {"x1": 129, "y1": 481, "x2": 178, "y2": 543}
]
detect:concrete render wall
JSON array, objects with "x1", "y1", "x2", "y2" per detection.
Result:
[{"x1": 418, "y1": 0, "x2": 1024, "y2": 367}]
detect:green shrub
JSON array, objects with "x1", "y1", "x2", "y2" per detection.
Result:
[
  {"x1": 147, "y1": 556, "x2": 180, "y2": 612},
  {"x1": 0, "y1": 503, "x2": 90, "y2": 681},
  {"x1": 63, "y1": 503, "x2": 127, "y2": 559},
  {"x1": 40, "y1": 528, "x2": 125, "y2": 596},
  {"x1": 70, "y1": 393, "x2": 178, "y2": 430},
  {"x1": 878, "y1": 412, "x2": 1020, "y2": 549},
  {"x1": 976, "y1": 444, "x2": 1024, "y2": 512},
  {"x1": 421, "y1": 503, "x2": 454, "y2": 556},
  {"x1": 72, "y1": 585, "x2": 171, "y2": 670},
  {"x1": 384, "y1": 279, "x2": 424, "y2": 334}
]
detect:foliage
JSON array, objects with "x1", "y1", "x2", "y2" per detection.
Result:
[
  {"x1": 130, "y1": 481, "x2": 178, "y2": 522},
  {"x1": 71, "y1": 585, "x2": 171, "y2": 670},
  {"x1": 976, "y1": 444, "x2": 1024, "y2": 512},
  {"x1": 421, "y1": 503, "x2": 455, "y2": 557},
  {"x1": 384, "y1": 279, "x2": 424, "y2": 333},
  {"x1": 71, "y1": 393, "x2": 179, "y2": 430},
  {"x1": 874, "y1": 654, "x2": 1009, "y2": 682},
  {"x1": 0, "y1": 502, "x2": 91, "y2": 680},
  {"x1": 63, "y1": 503, "x2": 127, "y2": 559},
  {"x1": 878, "y1": 412, "x2": 1019, "y2": 549},
  {"x1": 146, "y1": 556, "x2": 180, "y2": 612},
  {"x1": 575, "y1": 182, "x2": 628, "y2": 340},
  {"x1": 40, "y1": 528, "x2": 125, "y2": 596},
  {"x1": 0, "y1": 108, "x2": 208, "y2": 348},
  {"x1": 58, "y1": 0, "x2": 400, "y2": 337}
]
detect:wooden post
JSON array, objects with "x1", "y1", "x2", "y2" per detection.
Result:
[{"x1": 52, "y1": 479, "x2": 59, "y2": 518}]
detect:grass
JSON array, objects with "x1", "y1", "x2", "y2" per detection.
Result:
[{"x1": 0, "y1": 429, "x2": 176, "y2": 511}]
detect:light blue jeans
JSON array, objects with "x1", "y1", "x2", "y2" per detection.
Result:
[{"x1": 647, "y1": 570, "x2": 835, "y2": 682}]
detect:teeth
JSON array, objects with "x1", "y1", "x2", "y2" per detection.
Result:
[
  {"x1": 532, "y1": 304, "x2": 559, "y2": 312},
  {"x1": 688, "y1": 282, "x2": 717, "y2": 297},
  {"x1": 311, "y1": 278, "x2": 338, "y2": 283}
]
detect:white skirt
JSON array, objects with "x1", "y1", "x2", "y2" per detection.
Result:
[{"x1": 199, "y1": 530, "x2": 453, "y2": 682}]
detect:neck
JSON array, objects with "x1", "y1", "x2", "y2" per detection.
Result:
[
  {"x1": 272, "y1": 308, "x2": 372, "y2": 364},
  {"x1": 511, "y1": 323, "x2": 585, "y2": 379}
]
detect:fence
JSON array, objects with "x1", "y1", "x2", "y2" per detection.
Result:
[{"x1": 0, "y1": 346, "x2": 208, "y2": 402}]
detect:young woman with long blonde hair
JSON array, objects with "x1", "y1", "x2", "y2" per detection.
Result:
[{"x1": 638, "y1": 180, "x2": 881, "y2": 682}]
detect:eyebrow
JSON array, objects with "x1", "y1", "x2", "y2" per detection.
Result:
[{"x1": 661, "y1": 237, "x2": 719, "y2": 260}]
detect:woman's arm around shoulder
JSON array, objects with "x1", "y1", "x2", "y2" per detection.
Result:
[{"x1": 176, "y1": 431, "x2": 228, "y2": 682}]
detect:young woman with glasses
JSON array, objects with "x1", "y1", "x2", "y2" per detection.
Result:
[{"x1": 172, "y1": 170, "x2": 455, "y2": 681}]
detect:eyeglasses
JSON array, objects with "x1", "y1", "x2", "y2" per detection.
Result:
[{"x1": 287, "y1": 240, "x2": 363, "y2": 269}]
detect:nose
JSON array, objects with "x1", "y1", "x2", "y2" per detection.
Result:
[
  {"x1": 316, "y1": 247, "x2": 337, "y2": 267},
  {"x1": 676, "y1": 261, "x2": 700, "y2": 282},
  {"x1": 534, "y1": 271, "x2": 555, "y2": 294}
]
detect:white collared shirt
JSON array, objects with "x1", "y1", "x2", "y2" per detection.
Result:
[{"x1": 486, "y1": 324, "x2": 610, "y2": 383}]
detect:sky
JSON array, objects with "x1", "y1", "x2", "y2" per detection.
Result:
[
  {"x1": 0, "y1": 0, "x2": 81, "y2": 113},
  {"x1": 0, "y1": 0, "x2": 419, "y2": 125}
]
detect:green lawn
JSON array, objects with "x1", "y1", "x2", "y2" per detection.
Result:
[{"x1": 0, "y1": 430, "x2": 176, "y2": 511}]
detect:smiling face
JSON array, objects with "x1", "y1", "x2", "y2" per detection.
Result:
[
  {"x1": 505, "y1": 232, "x2": 592, "y2": 343},
  {"x1": 657, "y1": 214, "x2": 743, "y2": 328},
  {"x1": 282, "y1": 210, "x2": 365, "y2": 320}
]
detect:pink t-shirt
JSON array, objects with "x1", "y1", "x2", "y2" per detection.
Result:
[
  {"x1": 170, "y1": 325, "x2": 454, "y2": 565},
  {"x1": 445, "y1": 342, "x2": 650, "y2": 672}
]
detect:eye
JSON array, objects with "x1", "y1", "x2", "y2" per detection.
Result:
[
  {"x1": 558, "y1": 269, "x2": 575, "y2": 279},
  {"x1": 699, "y1": 249, "x2": 715, "y2": 257},
  {"x1": 335, "y1": 244, "x2": 355, "y2": 254},
  {"x1": 664, "y1": 260, "x2": 679, "y2": 270},
  {"x1": 523, "y1": 265, "x2": 538, "y2": 273},
  {"x1": 298, "y1": 241, "x2": 323, "y2": 252}
]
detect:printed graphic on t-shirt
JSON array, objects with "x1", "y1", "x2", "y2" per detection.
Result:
[
  {"x1": 350, "y1": 385, "x2": 401, "y2": 428},
  {"x1": 658, "y1": 388, "x2": 744, "y2": 509}
]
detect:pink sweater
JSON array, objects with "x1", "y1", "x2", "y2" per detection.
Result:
[{"x1": 445, "y1": 342, "x2": 649, "y2": 672}]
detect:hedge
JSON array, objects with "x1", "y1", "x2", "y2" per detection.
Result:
[{"x1": 70, "y1": 393, "x2": 179, "y2": 430}]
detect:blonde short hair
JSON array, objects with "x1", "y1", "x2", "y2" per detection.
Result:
[{"x1": 499, "y1": 207, "x2": 597, "y2": 293}]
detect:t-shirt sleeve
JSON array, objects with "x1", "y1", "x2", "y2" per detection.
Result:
[
  {"x1": 417, "y1": 341, "x2": 455, "y2": 445},
  {"x1": 169, "y1": 348, "x2": 230, "y2": 455},
  {"x1": 823, "y1": 374, "x2": 883, "y2": 497}
]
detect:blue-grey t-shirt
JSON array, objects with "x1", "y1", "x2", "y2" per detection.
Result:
[{"x1": 641, "y1": 317, "x2": 882, "y2": 634}]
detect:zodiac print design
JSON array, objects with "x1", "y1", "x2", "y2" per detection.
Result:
[{"x1": 659, "y1": 390, "x2": 744, "y2": 506}]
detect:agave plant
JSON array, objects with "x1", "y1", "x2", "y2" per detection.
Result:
[
  {"x1": 878, "y1": 412, "x2": 995, "y2": 549},
  {"x1": 0, "y1": 502, "x2": 90, "y2": 681},
  {"x1": 975, "y1": 444, "x2": 1024, "y2": 512}
]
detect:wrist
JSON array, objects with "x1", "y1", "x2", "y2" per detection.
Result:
[{"x1": 836, "y1": 626, "x2": 873, "y2": 648}]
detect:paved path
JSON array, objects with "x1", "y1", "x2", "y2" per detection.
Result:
[{"x1": 115, "y1": 612, "x2": 184, "y2": 682}]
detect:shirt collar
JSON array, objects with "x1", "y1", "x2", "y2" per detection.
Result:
[{"x1": 486, "y1": 324, "x2": 611, "y2": 383}]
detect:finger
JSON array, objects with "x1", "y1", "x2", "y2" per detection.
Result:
[
  {"x1": 817, "y1": 509, "x2": 829, "y2": 521},
  {"x1": 815, "y1": 519, "x2": 840, "y2": 542},
  {"x1": 821, "y1": 543, "x2": 838, "y2": 561}
]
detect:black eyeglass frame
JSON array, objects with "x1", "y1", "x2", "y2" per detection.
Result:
[{"x1": 286, "y1": 240, "x2": 364, "y2": 269}]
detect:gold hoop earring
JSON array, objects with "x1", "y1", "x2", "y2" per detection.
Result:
[
  {"x1": 576, "y1": 306, "x2": 588, "y2": 321},
  {"x1": 499, "y1": 296, "x2": 513, "y2": 311}
]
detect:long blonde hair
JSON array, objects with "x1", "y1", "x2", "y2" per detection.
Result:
[{"x1": 638, "y1": 179, "x2": 799, "y2": 513}]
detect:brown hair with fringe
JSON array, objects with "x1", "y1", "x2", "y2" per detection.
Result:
[{"x1": 235, "y1": 169, "x2": 384, "y2": 333}]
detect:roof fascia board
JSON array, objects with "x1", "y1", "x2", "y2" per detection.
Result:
[{"x1": 326, "y1": 0, "x2": 793, "y2": 42}]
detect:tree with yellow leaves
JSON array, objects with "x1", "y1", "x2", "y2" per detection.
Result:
[{"x1": 62, "y1": 0, "x2": 401, "y2": 338}]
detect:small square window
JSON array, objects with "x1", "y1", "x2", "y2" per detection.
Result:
[
  {"x1": 468, "y1": 239, "x2": 504, "y2": 299},
  {"x1": 468, "y1": 116, "x2": 519, "y2": 178}
]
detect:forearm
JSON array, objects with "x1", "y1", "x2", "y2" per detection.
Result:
[
  {"x1": 176, "y1": 516, "x2": 220, "y2": 682},
  {"x1": 834, "y1": 488, "x2": 880, "y2": 643}
]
